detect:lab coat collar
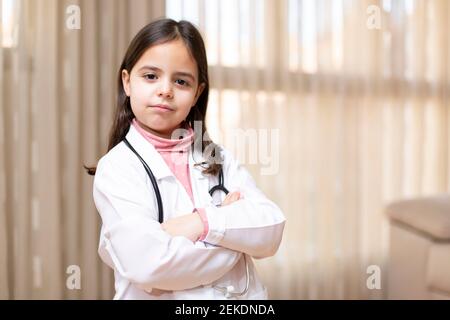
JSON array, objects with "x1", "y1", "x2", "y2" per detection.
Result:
[{"x1": 125, "y1": 124, "x2": 207, "y2": 181}]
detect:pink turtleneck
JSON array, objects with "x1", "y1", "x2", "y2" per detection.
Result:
[{"x1": 132, "y1": 119, "x2": 209, "y2": 241}]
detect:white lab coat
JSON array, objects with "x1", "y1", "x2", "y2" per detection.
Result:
[{"x1": 93, "y1": 124, "x2": 286, "y2": 300}]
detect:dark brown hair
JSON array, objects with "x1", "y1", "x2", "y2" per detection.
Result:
[{"x1": 85, "y1": 18, "x2": 222, "y2": 176}]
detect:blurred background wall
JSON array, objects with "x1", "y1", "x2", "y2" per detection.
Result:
[{"x1": 0, "y1": 0, "x2": 448, "y2": 299}]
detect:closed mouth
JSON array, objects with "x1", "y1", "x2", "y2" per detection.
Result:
[{"x1": 151, "y1": 104, "x2": 174, "y2": 111}]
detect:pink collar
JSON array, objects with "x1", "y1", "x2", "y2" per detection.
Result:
[{"x1": 132, "y1": 118, "x2": 194, "y2": 153}]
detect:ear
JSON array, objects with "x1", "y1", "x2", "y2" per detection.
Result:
[
  {"x1": 193, "y1": 82, "x2": 206, "y2": 106},
  {"x1": 121, "y1": 69, "x2": 131, "y2": 97}
]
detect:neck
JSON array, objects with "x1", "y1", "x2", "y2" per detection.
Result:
[{"x1": 135, "y1": 119, "x2": 181, "y2": 139}]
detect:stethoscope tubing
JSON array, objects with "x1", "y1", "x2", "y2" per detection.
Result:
[
  {"x1": 124, "y1": 138, "x2": 164, "y2": 223},
  {"x1": 123, "y1": 137, "x2": 249, "y2": 298}
]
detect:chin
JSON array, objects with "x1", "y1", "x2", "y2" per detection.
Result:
[{"x1": 150, "y1": 124, "x2": 177, "y2": 136}]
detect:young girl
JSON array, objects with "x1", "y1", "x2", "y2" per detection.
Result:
[{"x1": 89, "y1": 18, "x2": 286, "y2": 300}]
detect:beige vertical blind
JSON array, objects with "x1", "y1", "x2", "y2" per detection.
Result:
[
  {"x1": 0, "y1": 0, "x2": 164, "y2": 299},
  {"x1": 167, "y1": 0, "x2": 449, "y2": 299}
]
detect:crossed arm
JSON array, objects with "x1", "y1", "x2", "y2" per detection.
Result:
[
  {"x1": 94, "y1": 152, "x2": 285, "y2": 291},
  {"x1": 161, "y1": 191, "x2": 242, "y2": 242},
  {"x1": 164, "y1": 148, "x2": 286, "y2": 259}
]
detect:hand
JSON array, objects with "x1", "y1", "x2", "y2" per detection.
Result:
[
  {"x1": 221, "y1": 191, "x2": 242, "y2": 206},
  {"x1": 161, "y1": 191, "x2": 243, "y2": 242},
  {"x1": 161, "y1": 212, "x2": 204, "y2": 243}
]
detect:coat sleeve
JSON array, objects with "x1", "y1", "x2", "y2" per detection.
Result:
[
  {"x1": 201, "y1": 148, "x2": 286, "y2": 259},
  {"x1": 93, "y1": 156, "x2": 241, "y2": 291}
]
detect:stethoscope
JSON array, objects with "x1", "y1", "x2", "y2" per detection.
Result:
[{"x1": 123, "y1": 137, "x2": 249, "y2": 299}]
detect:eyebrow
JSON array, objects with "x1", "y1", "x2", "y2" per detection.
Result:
[{"x1": 138, "y1": 65, "x2": 196, "y2": 81}]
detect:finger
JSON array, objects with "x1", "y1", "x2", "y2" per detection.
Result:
[
  {"x1": 222, "y1": 192, "x2": 234, "y2": 203},
  {"x1": 226, "y1": 192, "x2": 240, "y2": 203},
  {"x1": 224, "y1": 191, "x2": 236, "y2": 200},
  {"x1": 230, "y1": 192, "x2": 240, "y2": 201},
  {"x1": 221, "y1": 193, "x2": 235, "y2": 206},
  {"x1": 222, "y1": 193, "x2": 231, "y2": 202}
]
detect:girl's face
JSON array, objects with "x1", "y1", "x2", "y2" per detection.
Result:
[{"x1": 122, "y1": 39, "x2": 205, "y2": 139}]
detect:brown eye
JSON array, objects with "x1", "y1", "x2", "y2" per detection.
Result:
[
  {"x1": 144, "y1": 74, "x2": 157, "y2": 80},
  {"x1": 175, "y1": 79, "x2": 189, "y2": 86}
]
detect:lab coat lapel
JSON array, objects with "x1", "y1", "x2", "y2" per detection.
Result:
[
  {"x1": 125, "y1": 125, "x2": 185, "y2": 219},
  {"x1": 125, "y1": 125, "x2": 173, "y2": 180},
  {"x1": 125, "y1": 124, "x2": 208, "y2": 215},
  {"x1": 125, "y1": 125, "x2": 213, "y2": 213},
  {"x1": 189, "y1": 145, "x2": 212, "y2": 208}
]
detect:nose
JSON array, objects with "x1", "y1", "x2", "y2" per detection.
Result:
[{"x1": 157, "y1": 81, "x2": 174, "y2": 99}]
